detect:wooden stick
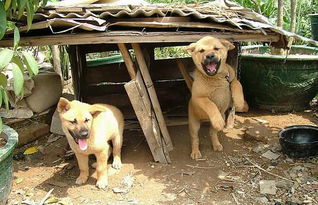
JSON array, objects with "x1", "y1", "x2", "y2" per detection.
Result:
[
  {"x1": 231, "y1": 193, "x2": 240, "y2": 205},
  {"x1": 186, "y1": 164, "x2": 215, "y2": 169},
  {"x1": 117, "y1": 43, "x2": 136, "y2": 79},
  {"x1": 244, "y1": 157, "x2": 294, "y2": 182}
]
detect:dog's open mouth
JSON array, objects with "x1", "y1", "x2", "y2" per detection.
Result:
[
  {"x1": 69, "y1": 130, "x2": 89, "y2": 151},
  {"x1": 202, "y1": 60, "x2": 221, "y2": 76}
]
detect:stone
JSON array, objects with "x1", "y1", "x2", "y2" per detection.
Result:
[
  {"x1": 25, "y1": 72, "x2": 62, "y2": 113},
  {"x1": 256, "y1": 197, "x2": 269, "y2": 204},
  {"x1": 259, "y1": 180, "x2": 277, "y2": 195},
  {"x1": 17, "y1": 123, "x2": 50, "y2": 146},
  {"x1": 50, "y1": 93, "x2": 74, "y2": 135},
  {"x1": 261, "y1": 150, "x2": 281, "y2": 160},
  {"x1": 243, "y1": 119, "x2": 274, "y2": 142}
]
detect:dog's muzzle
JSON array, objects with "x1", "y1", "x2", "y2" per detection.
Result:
[
  {"x1": 68, "y1": 129, "x2": 90, "y2": 151},
  {"x1": 202, "y1": 53, "x2": 221, "y2": 76}
]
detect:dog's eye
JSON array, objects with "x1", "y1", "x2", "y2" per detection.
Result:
[
  {"x1": 199, "y1": 49, "x2": 205, "y2": 53},
  {"x1": 70, "y1": 119, "x2": 77, "y2": 124},
  {"x1": 214, "y1": 47, "x2": 220, "y2": 51},
  {"x1": 84, "y1": 118, "x2": 90, "y2": 123}
]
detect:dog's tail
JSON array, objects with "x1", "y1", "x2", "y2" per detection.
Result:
[{"x1": 176, "y1": 59, "x2": 193, "y2": 91}]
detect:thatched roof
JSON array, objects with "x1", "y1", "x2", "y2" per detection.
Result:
[{"x1": 1, "y1": 0, "x2": 317, "y2": 47}]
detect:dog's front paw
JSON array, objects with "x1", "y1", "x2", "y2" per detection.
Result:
[
  {"x1": 112, "y1": 158, "x2": 122, "y2": 170},
  {"x1": 190, "y1": 150, "x2": 202, "y2": 160},
  {"x1": 96, "y1": 178, "x2": 108, "y2": 189},
  {"x1": 212, "y1": 143, "x2": 223, "y2": 151},
  {"x1": 76, "y1": 175, "x2": 88, "y2": 185}
]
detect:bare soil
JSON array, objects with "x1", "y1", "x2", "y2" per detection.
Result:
[{"x1": 7, "y1": 110, "x2": 318, "y2": 205}]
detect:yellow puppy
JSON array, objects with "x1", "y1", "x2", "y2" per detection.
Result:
[{"x1": 57, "y1": 98, "x2": 124, "y2": 188}]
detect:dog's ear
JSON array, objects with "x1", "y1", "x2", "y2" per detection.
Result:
[
  {"x1": 184, "y1": 43, "x2": 197, "y2": 54},
  {"x1": 220, "y1": 39, "x2": 235, "y2": 51},
  {"x1": 57, "y1": 97, "x2": 70, "y2": 113},
  {"x1": 89, "y1": 104, "x2": 107, "y2": 116}
]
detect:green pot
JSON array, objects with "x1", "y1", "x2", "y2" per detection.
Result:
[
  {"x1": 310, "y1": 14, "x2": 318, "y2": 40},
  {"x1": 240, "y1": 45, "x2": 318, "y2": 112},
  {"x1": 0, "y1": 125, "x2": 18, "y2": 205}
]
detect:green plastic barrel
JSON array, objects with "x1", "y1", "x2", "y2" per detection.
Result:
[
  {"x1": 240, "y1": 45, "x2": 318, "y2": 112},
  {"x1": 0, "y1": 126, "x2": 18, "y2": 205},
  {"x1": 310, "y1": 14, "x2": 318, "y2": 40}
]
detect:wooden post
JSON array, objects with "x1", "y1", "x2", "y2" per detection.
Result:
[
  {"x1": 131, "y1": 43, "x2": 173, "y2": 152},
  {"x1": 51, "y1": 45, "x2": 63, "y2": 82}
]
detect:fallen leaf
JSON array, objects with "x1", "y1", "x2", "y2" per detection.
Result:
[{"x1": 23, "y1": 146, "x2": 38, "y2": 155}]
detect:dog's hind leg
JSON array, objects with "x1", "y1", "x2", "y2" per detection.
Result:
[
  {"x1": 209, "y1": 127, "x2": 223, "y2": 151},
  {"x1": 75, "y1": 153, "x2": 89, "y2": 185},
  {"x1": 112, "y1": 133, "x2": 123, "y2": 169},
  {"x1": 189, "y1": 104, "x2": 202, "y2": 160}
]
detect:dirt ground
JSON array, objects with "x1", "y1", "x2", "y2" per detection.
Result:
[{"x1": 6, "y1": 109, "x2": 318, "y2": 205}]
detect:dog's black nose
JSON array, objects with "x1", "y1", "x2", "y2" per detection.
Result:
[
  {"x1": 79, "y1": 130, "x2": 89, "y2": 138},
  {"x1": 206, "y1": 53, "x2": 215, "y2": 59}
]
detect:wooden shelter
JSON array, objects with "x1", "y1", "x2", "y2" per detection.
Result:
[{"x1": 1, "y1": 1, "x2": 317, "y2": 163}]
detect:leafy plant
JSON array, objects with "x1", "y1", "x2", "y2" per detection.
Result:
[{"x1": 0, "y1": 0, "x2": 48, "y2": 132}]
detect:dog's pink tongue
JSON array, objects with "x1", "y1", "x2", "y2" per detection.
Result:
[
  {"x1": 207, "y1": 63, "x2": 217, "y2": 72},
  {"x1": 78, "y1": 139, "x2": 88, "y2": 151}
]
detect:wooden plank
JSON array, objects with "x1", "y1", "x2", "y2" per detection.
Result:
[
  {"x1": 118, "y1": 43, "x2": 136, "y2": 79},
  {"x1": 0, "y1": 31, "x2": 281, "y2": 47},
  {"x1": 124, "y1": 73, "x2": 170, "y2": 163},
  {"x1": 132, "y1": 43, "x2": 173, "y2": 152}
]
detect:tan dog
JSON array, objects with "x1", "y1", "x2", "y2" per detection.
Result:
[
  {"x1": 57, "y1": 98, "x2": 124, "y2": 189},
  {"x1": 179, "y1": 36, "x2": 248, "y2": 159}
]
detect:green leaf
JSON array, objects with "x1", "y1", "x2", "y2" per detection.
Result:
[
  {"x1": 26, "y1": 1, "x2": 34, "y2": 30},
  {"x1": 0, "y1": 73, "x2": 8, "y2": 88},
  {"x1": 12, "y1": 0, "x2": 17, "y2": 12},
  {"x1": 1, "y1": 89, "x2": 9, "y2": 110},
  {"x1": 11, "y1": 62, "x2": 24, "y2": 96},
  {"x1": 11, "y1": 56, "x2": 24, "y2": 71},
  {"x1": 18, "y1": 0, "x2": 27, "y2": 19},
  {"x1": 0, "y1": 89, "x2": 2, "y2": 108},
  {"x1": 22, "y1": 51, "x2": 39, "y2": 76},
  {"x1": 0, "y1": 48, "x2": 14, "y2": 70},
  {"x1": 0, "y1": 2, "x2": 7, "y2": 40},
  {"x1": 5, "y1": 0, "x2": 12, "y2": 11},
  {"x1": 0, "y1": 117, "x2": 2, "y2": 134},
  {"x1": 13, "y1": 26, "x2": 20, "y2": 48},
  {"x1": 42, "y1": 0, "x2": 48, "y2": 7}
]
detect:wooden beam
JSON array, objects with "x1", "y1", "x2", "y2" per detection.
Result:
[
  {"x1": 0, "y1": 31, "x2": 281, "y2": 47},
  {"x1": 117, "y1": 43, "x2": 136, "y2": 79},
  {"x1": 132, "y1": 43, "x2": 173, "y2": 152},
  {"x1": 125, "y1": 72, "x2": 171, "y2": 163}
]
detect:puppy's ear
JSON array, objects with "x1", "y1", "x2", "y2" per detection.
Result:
[
  {"x1": 57, "y1": 97, "x2": 70, "y2": 113},
  {"x1": 89, "y1": 104, "x2": 107, "y2": 116},
  {"x1": 184, "y1": 43, "x2": 197, "y2": 54},
  {"x1": 220, "y1": 39, "x2": 235, "y2": 51}
]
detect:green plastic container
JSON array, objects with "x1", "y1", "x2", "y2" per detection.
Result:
[
  {"x1": 87, "y1": 55, "x2": 123, "y2": 67},
  {"x1": 241, "y1": 45, "x2": 318, "y2": 112},
  {"x1": 0, "y1": 125, "x2": 18, "y2": 205},
  {"x1": 310, "y1": 14, "x2": 318, "y2": 40}
]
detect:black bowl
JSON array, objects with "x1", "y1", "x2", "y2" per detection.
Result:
[{"x1": 279, "y1": 125, "x2": 318, "y2": 158}]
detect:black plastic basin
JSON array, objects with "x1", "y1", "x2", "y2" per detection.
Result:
[{"x1": 279, "y1": 125, "x2": 318, "y2": 158}]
